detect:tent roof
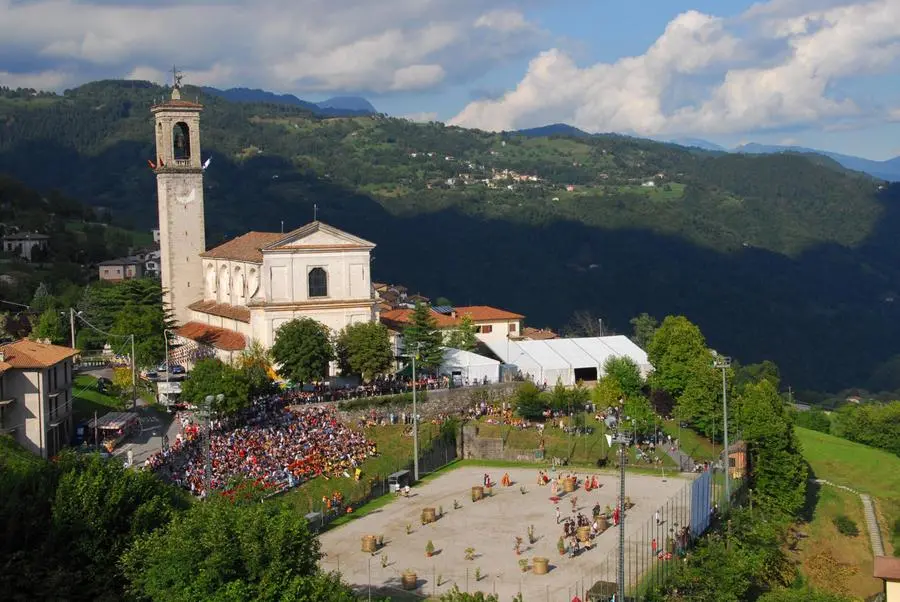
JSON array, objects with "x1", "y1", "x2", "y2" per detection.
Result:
[
  {"x1": 441, "y1": 347, "x2": 500, "y2": 367},
  {"x1": 545, "y1": 338, "x2": 598, "y2": 369},
  {"x1": 515, "y1": 340, "x2": 571, "y2": 370}
]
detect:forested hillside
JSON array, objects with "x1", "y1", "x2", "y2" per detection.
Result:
[{"x1": 1, "y1": 80, "x2": 900, "y2": 392}]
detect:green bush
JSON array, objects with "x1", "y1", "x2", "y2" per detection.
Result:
[{"x1": 832, "y1": 514, "x2": 859, "y2": 537}]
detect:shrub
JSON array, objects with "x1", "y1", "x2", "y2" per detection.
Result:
[{"x1": 832, "y1": 515, "x2": 859, "y2": 537}]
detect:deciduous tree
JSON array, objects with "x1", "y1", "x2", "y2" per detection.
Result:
[
  {"x1": 335, "y1": 322, "x2": 393, "y2": 381},
  {"x1": 647, "y1": 315, "x2": 709, "y2": 398},
  {"x1": 629, "y1": 312, "x2": 658, "y2": 350},
  {"x1": 603, "y1": 356, "x2": 644, "y2": 399},
  {"x1": 30, "y1": 308, "x2": 67, "y2": 345},
  {"x1": 180, "y1": 358, "x2": 251, "y2": 415},
  {"x1": 271, "y1": 318, "x2": 334, "y2": 384}
]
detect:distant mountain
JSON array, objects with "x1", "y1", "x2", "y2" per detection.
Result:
[
  {"x1": 200, "y1": 87, "x2": 376, "y2": 116},
  {"x1": 517, "y1": 123, "x2": 592, "y2": 138},
  {"x1": 669, "y1": 138, "x2": 726, "y2": 152},
  {"x1": 318, "y1": 96, "x2": 377, "y2": 113},
  {"x1": 734, "y1": 143, "x2": 900, "y2": 182}
]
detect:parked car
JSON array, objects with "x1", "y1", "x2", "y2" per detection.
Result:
[
  {"x1": 170, "y1": 364, "x2": 186, "y2": 375},
  {"x1": 157, "y1": 363, "x2": 168, "y2": 372}
]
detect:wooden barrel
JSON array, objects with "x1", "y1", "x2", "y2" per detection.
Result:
[
  {"x1": 563, "y1": 477, "x2": 576, "y2": 493},
  {"x1": 577, "y1": 525, "x2": 591, "y2": 543},
  {"x1": 532, "y1": 557, "x2": 549, "y2": 575},
  {"x1": 421, "y1": 507, "x2": 436, "y2": 524},
  {"x1": 361, "y1": 535, "x2": 377, "y2": 553},
  {"x1": 597, "y1": 516, "x2": 609, "y2": 533},
  {"x1": 401, "y1": 572, "x2": 417, "y2": 590},
  {"x1": 472, "y1": 486, "x2": 484, "y2": 501}
]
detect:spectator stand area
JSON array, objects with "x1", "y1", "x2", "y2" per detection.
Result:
[{"x1": 485, "y1": 335, "x2": 651, "y2": 386}]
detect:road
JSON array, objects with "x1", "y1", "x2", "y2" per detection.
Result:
[{"x1": 79, "y1": 367, "x2": 182, "y2": 467}]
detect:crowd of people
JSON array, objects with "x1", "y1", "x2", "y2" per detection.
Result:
[
  {"x1": 287, "y1": 374, "x2": 484, "y2": 404},
  {"x1": 144, "y1": 393, "x2": 377, "y2": 497}
]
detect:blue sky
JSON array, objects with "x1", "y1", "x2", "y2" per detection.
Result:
[{"x1": 2, "y1": 0, "x2": 899, "y2": 159}]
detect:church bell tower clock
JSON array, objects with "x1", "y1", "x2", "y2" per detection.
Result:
[{"x1": 151, "y1": 69, "x2": 206, "y2": 326}]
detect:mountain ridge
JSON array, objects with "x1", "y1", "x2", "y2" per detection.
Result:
[{"x1": 199, "y1": 86, "x2": 377, "y2": 116}]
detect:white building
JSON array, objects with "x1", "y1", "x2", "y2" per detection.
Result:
[
  {"x1": 2, "y1": 232, "x2": 49, "y2": 260},
  {"x1": 485, "y1": 335, "x2": 652, "y2": 386},
  {"x1": 439, "y1": 348, "x2": 501, "y2": 385},
  {"x1": 150, "y1": 82, "x2": 378, "y2": 367},
  {"x1": 0, "y1": 339, "x2": 78, "y2": 458}
]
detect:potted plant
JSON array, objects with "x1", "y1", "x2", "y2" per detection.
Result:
[
  {"x1": 381, "y1": 554, "x2": 389, "y2": 568},
  {"x1": 377, "y1": 534, "x2": 384, "y2": 548},
  {"x1": 474, "y1": 567, "x2": 482, "y2": 581},
  {"x1": 401, "y1": 569, "x2": 417, "y2": 591},
  {"x1": 557, "y1": 536, "x2": 566, "y2": 556},
  {"x1": 465, "y1": 547, "x2": 476, "y2": 561},
  {"x1": 527, "y1": 524, "x2": 536, "y2": 544},
  {"x1": 453, "y1": 499, "x2": 461, "y2": 509},
  {"x1": 520, "y1": 485, "x2": 528, "y2": 495},
  {"x1": 405, "y1": 523, "x2": 412, "y2": 535},
  {"x1": 518, "y1": 558, "x2": 529, "y2": 573},
  {"x1": 514, "y1": 536, "x2": 523, "y2": 555},
  {"x1": 425, "y1": 540, "x2": 435, "y2": 558},
  {"x1": 438, "y1": 505, "x2": 443, "y2": 518}
]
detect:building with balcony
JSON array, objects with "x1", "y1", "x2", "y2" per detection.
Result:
[{"x1": 0, "y1": 339, "x2": 79, "y2": 458}]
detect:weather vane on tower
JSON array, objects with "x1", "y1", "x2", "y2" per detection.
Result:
[{"x1": 172, "y1": 65, "x2": 184, "y2": 90}]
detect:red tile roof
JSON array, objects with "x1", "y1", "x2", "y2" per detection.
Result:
[
  {"x1": 176, "y1": 322, "x2": 246, "y2": 352},
  {"x1": 0, "y1": 339, "x2": 78, "y2": 369},
  {"x1": 455, "y1": 305, "x2": 525, "y2": 321},
  {"x1": 875, "y1": 556, "x2": 900, "y2": 580},
  {"x1": 188, "y1": 300, "x2": 251, "y2": 323},
  {"x1": 380, "y1": 308, "x2": 458, "y2": 330},
  {"x1": 521, "y1": 327, "x2": 559, "y2": 340},
  {"x1": 201, "y1": 232, "x2": 282, "y2": 263}
]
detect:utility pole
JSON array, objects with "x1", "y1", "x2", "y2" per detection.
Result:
[
  {"x1": 131, "y1": 334, "x2": 137, "y2": 409},
  {"x1": 714, "y1": 356, "x2": 732, "y2": 507},
  {"x1": 412, "y1": 343, "x2": 421, "y2": 482},
  {"x1": 69, "y1": 307, "x2": 76, "y2": 349},
  {"x1": 202, "y1": 393, "x2": 223, "y2": 498}
]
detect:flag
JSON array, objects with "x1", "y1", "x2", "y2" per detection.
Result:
[{"x1": 605, "y1": 434, "x2": 613, "y2": 447}]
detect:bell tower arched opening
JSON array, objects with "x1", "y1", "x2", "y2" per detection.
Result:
[{"x1": 173, "y1": 122, "x2": 191, "y2": 161}]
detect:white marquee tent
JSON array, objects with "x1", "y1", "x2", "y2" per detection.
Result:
[
  {"x1": 439, "y1": 347, "x2": 501, "y2": 385},
  {"x1": 485, "y1": 335, "x2": 652, "y2": 387}
]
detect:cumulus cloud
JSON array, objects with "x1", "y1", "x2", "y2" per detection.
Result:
[
  {"x1": 451, "y1": 0, "x2": 900, "y2": 136},
  {"x1": 0, "y1": 0, "x2": 544, "y2": 94}
]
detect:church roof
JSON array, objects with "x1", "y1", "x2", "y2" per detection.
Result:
[
  {"x1": 188, "y1": 300, "x2": 251, "y2": 323},
  {"x1": 201, "y1": 232, "x2": 282, "y2": 263},
  {"x1": 261, "y1": 221, "x2": 375, "y2": 252},
  {"x1": 202, "y1": 222, "x2": 375, "y2": 263},
  {"x1": 176, "y1": 322, "x2": 246, "y2": 352}
]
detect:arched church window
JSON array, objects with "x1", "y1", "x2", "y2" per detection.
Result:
[
  {"x1": 308, "y1": 267, "x2": 328, "y2": 298},
  {"x1": 173, "y1": 122, "x2": 191, "y2": 160}
]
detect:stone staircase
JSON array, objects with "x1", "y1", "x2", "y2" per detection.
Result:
[{"x1": 860, "y1": 494, "x2": 885, "y2": 557}]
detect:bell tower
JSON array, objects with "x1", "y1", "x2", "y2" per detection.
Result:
[{"x1": 151, "y1": 68, "x2": 206, "y2": 326}]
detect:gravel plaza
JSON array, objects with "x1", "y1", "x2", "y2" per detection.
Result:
[{"x1": 319, "y1": 465, "x2": 694, "y2": 601}]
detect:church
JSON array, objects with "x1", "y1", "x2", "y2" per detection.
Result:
[{"x1": 151, "y1": 82, "x2": 378, "y2": 365}]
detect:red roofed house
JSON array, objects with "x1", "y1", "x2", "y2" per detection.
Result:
[
  {"x1": 0, "y1": 339, "x2": 79, "y2": 458},
  {"x1": 875, "y1": 556, "x2": 900, "y2": 602}
]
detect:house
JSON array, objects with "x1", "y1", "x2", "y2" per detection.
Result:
[
  {"x1": 152, "y1": 228, "x2": 161, "y2": 244},
  {"x1": 875, "y1": 556, "x2": 900, "y2": 601},
  {"x1": 727, "y1": 441, "x2": 747, "y2": 479},
  {"x1": 2, "y1": 232, "x2": 49, "y2": 261},
  {"x1": 641, "y1": 181, "x2": 656, "y2": 188},
  {"x1": 454, "y1": 305, "x2": 524, "y2": 342},
  {"x1": 98, "y1": 256, "x2": 145, "y2": 281},
  {"x1": 520, "y1": 327, "x2": 559, "y2": 341},
  {"x1": 0, "y1": 339, "x2": 79, "y2": 459}
]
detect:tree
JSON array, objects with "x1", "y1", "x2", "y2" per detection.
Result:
[
  {"x1": 402, "y1": 302, "x2": 444, "y2": 372},
  {"x1": 180, "y1": 358, "x2": 251, "y2": 416},
  {"x1": 603, "y1": 356, "x2": 644, "y2": 399},
  {"x1": 758, "y1": 588, "x2": 852, "y2": 602},
  {"x1": 739, "y1": 379, "x2": 808, "y2": 515},
  {"x1": 30, "y1": 282, "x2": 53, "y2": 313},
  {"x1": 623, "y1": 394, "x2": 656, "y2": 436},
  {"x1": 675, "y1": 354, "x2": 722, "y2": 438},
  {"x1": 439, "y1": 585, "x2": 499, "y2": 601},
  {"x1": 793, "y1": 409, "x2": 831, "y2": 434},
  {"x1": 514, "y1": 381, "x2": 548, "y2": 420},
  {"x1": 334, "y1": 322, "x2": 392, "y2": 381},
  {"x1": 629, "y1": 312, "x2": 658, "y2": 349},
  {"x1": 121, "y1": 492, "x2": 356, "y2": 602},
  {"x1": 236, "y1": 339, "x2": 276, "y2": 398},
  {"x1": 271, "y1": 318, "x2": 334, "y2": 384},
  {"x1": 562, "y1": 309, "x2": 605, "y2": 337},
  {"x1": 592, "y1": 375, "x2": 624, "y2": 409},
  {"x1": 110, "y1": 302, "x2": 168, "y2": 368},
  {"x1": 647, "y1": 315, "x2": 710, "y2": 398},
  {"x1": 446, "y1": 313, "x2": 477, "y2": 351},
  {"x1": 30, "y1": 308, "x2": 67, "y2": 345}
]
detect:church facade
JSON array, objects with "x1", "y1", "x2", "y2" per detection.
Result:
[{"x1": 151, "y1": 85, "x2": 377, "y2": 365}]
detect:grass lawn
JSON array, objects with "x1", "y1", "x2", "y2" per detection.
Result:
[
  {"x1": 796, "y1": 485, "x2": 883, "y2": 599},
  {"x1": 661, "y1": 420, "x2": 720, "y2": 462},
  {"x1": 797, "y1": 426, "x2": 900, "y2": 558},
  {"x1": 71, "y1": 374, "x2": 124, "y2": 422}
]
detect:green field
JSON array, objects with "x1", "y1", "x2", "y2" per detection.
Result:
[
  {"x1": 71, "y1": 374, "x2": 123, "y2": 422},
  {"x1": 795, "y1": 427, "x2": 900, "y2": 598}
]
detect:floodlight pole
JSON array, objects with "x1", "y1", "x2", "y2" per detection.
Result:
[
  {"x1": 412, "y1": 343, "x2": 421, "y2": 482},
  {"x1": 614, "y1": 401, "x2": 628, "y2": 602},
  {"x1": 714, "y1": 356, "x2": 732, "y2": 507}
]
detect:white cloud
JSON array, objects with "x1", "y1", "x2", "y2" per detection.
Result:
[
  {"x1": 452, "y1": 0, "x2": 900, "y2": 136},
  {"x1": 0, "y1": 0, "x2": 544, "y2": 95},
  {"x1": 0, "y1": 69, "x2": 73, "y2": 90}
]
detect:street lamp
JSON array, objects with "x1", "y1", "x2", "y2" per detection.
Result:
[
  {"x1": 202, "y1": 393, "x2": 224, "y2": 498},
  {"x1": 605, "y1": 400, "x2": 630, "y2": 602},
  {"x1": 410, "y1": 342, "x2": 422, "y2": 482},
  {"x1": 714, "y1": 355, "x2": 732, "y2": 507}
]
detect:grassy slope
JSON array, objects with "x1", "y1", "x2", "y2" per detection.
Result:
[
  {"x1": 71, "y1": 374, "x2": 123, "y2": 422},
  {"x1": 796, "y1": 426, "x2": 900, "y2": 599},
  {"x1": 661, "y1": 420, "x2": 720, "y2": 462}
]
